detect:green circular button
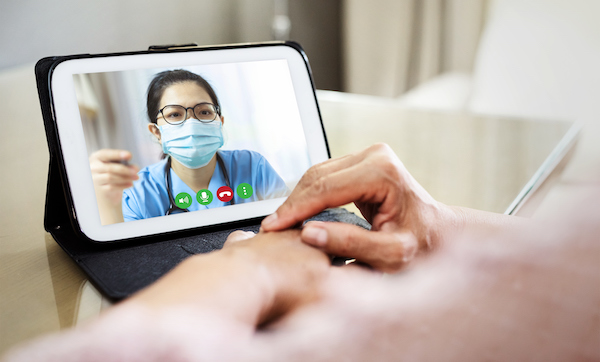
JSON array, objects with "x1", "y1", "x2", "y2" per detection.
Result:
[
  {"x1": 174, "y1": 192, "x2": 192, "y2": 209},
  {"x1": 196, "y1": 189, "x2": 213, "y2": 205},
  {"x1": 237, "y1": 183, "x2": 253, "y2": 199}
]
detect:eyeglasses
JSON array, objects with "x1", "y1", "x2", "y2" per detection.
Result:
[{"x1": 158, "y1": 102, "x2": 220, "y2": 125}]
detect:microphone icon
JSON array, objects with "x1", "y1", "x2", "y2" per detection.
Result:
[{"x1": 197, "y1": 189, "x2": 212, "y2": 205}]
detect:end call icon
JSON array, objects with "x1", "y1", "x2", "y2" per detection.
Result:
[{"x1": 217, "y1": 186, "x2": 234, "y2": 202}]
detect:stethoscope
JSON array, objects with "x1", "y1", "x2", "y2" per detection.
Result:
[{"x1": 164, "y1": 153, "x2": 233, "y2": 215}]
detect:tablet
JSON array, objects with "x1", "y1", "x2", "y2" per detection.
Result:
[{"x1": 48, "y1": 42, "x2": 328, "y2": 242}]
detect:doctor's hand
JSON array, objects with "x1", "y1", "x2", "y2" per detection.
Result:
[
  {"x1": 261, "y1": 143, "x2": 459, "y2": 272},
  {"x1": 89, "y1": 149, "x2": 139, "y2": 225}
]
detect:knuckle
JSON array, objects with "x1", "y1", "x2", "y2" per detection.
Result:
[
  {"x1": 369, "y1": 142, "x2": 390, "y2": 154},
  {"x1": 312, "y1": 176, "x2": 331, "y2": 197},
  {"x1": 109, "y1": 164, "x2": 122, "y2": 174},
  {"x1": 300, "y1": 165, "x2": 325, "y2": 186},
  {"x1": 367, "y1": 143, "x2": 395, "y2": 161},
  {"x1": 105, "y1": 172, "x2": 118, "y2": 183},
  {"x1": 390, "y1": 243, "x2": 405, "y2": 260},
  {"x1": 89, "y1": 162, "x2": 104, "y2": 173},
  {"x1": 370, "y1": 157, "x2": 402, "y2": 184},
  {"x1": 380, "y1": 235, "x2": 417, "y2": 271},
  {"x1": 224, "y1": 230, "x2": 253, "y2": 245},
  {"x1": 104, "y1": 183, "x2": 118, "y2": 192},
  {"x1": 295, "y1": 172, "x2": 313, "y2": 190},
  {"x1": 95, "y1": 174, "x2": 109, "y2": 185},
  {"x1": 378, "y1": 251, "x2": 407, "y2": 272},
  {"x1": 231, "y1": 230, "x2": 251, "y2": 238},
  {"x1": 377, "y1": 157, "x2": 398, "y2": 174}
]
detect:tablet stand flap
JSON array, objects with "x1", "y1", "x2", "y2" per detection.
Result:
[{"x1": 44, "y1": 155, "x2": 71, "y2": 234}]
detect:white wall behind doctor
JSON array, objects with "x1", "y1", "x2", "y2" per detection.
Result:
[{"x1": 0, "y1": 0, "x2": 274, "y2": 70}]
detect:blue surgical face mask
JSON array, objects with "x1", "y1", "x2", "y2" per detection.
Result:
[{"x1": 158, "y1": 119, "x2": 224, "y2": 169}]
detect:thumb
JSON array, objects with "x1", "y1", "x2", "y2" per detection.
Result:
[{"x1": 301, "y1": 221, "x2": 419, "y2": 273}]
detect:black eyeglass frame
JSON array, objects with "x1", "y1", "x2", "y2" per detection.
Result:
[{"x1": 157, "y1": 102, "x2": 221, "y2": 125}]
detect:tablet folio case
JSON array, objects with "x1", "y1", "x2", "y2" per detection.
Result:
[{"x1": 35, "y1": 43, "x2": 371, "y2": 301}]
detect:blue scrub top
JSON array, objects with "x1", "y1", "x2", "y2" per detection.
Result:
[{"x1": 122, "y1": 150, "x2": 289, "y2": 221}]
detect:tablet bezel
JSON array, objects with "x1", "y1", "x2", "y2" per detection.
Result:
[{"x1": 49, "y1": 43, "x2": 328, "y2": 242}]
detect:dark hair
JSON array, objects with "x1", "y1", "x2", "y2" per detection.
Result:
[{"x1": 146, "y1": 69, "x2": 221, "y2": 124}]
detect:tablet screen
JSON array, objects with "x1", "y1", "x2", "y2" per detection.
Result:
[{"x1": 50, "y1": 45, "x2": 328, "y2": 241}]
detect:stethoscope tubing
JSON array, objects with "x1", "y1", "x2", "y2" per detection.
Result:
[{"x1": 164, "y1": 153, "x2": 232, "y2": 215}]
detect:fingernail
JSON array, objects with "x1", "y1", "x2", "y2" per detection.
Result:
[
  {"x1": 261, "y1": 213, "x2": 278, "y2": 228},
  {"x1": 303, "y1": 225, "x2": 328, "y2": 247},
  {"x1": 120, "y1": 151, "x2": 129, "y2": 160}
]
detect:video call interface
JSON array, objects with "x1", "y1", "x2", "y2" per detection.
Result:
[{"x1": 73, "y1": 59, "x2": 311, "y2": 225}]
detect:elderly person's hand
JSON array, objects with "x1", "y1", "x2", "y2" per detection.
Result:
[
  {"x1": 262, "y1": 144, "x2": 472, "y2": 272},
  {"x1": 2, "y1": 230, "x2": 332, "y2": 361},
  {"x1": 129, "y1": 229, "x2": 330, "y2": 326}
]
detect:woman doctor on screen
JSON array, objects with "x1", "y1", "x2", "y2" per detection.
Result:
[{"x1": 90, "y1": 70, "x2": 289, "y2": 225}]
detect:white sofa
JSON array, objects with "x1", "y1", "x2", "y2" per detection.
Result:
[
  {"x1": 401, "y1": 0, "x2": 600, "y2": 118},
  {"x1": 397, "y1": 0, "x2": 600, "y2": 194}
]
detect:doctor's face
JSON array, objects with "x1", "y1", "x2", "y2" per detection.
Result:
[
  {"x1": 156, "y1": 81, "x2": 224, "y2": 127},
  {"x1": 150, "y1": 81, "x2": 224, "y2": 142}
]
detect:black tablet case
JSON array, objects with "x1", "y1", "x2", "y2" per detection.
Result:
[{"x1": 36, "y1": 42, "x2": 370, "y2": 301}]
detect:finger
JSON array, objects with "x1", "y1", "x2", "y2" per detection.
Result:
[
  {"x1": 92, "y1": 162, "x2": 139, "y2": 179},
  {"x1": 262, "y1": 143, "x2": 400, "y2": 232},
  {"x1": 262, "y1": 161, "x2": 396, "y2": 231},
  {"x1": 92, "y1": 163, "x2": 139, "y2": 181},
  {"x1": 294, "y1": 153, "x2": 357, "y2": 187},
  {"x1": 97, "y1": 181, "x2": 135, "y2": 192},
  {"x1": 91, "y1": 149, "x2": 132, "y2": 163},
  {"x1": 258, "y1": 157, "x2": 354, "y2": 230},
  {"x1": 301, "y1": 221, "x2": 418, "y2": 273},
  {"x1": 93, "y1": 172, "x2": 138, "y2": 187}
]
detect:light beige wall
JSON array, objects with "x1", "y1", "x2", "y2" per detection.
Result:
[
  {"x1": 342, "y1": 0, "x2": 415, "y2": 96},
  {"x1": 0, "y1": 0, "x2": 273, "y2": 70},
  {"x1": 234, "y1": 0, "x2": 276, "y2": 42},
  {"x1": 442, "y1": 0, "x2": 489, "y2": 73},
  {"x1": 342, "y1": 0, "x2": 488, "y2": 97}
]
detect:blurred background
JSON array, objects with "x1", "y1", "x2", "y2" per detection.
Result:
[
  {"x1": 2, "y1": 0, "x2": 485, "y2": 94},
  {"x1": 2, "y1": 0, "x2": 600, "y2": 355},
  {"x1": 3, "y1": 0, "x2": 599, "y2": 122}
]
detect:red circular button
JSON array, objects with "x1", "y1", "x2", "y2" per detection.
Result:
[{"x1": 216, "y1": 186, "x2": 234, "y2": 202}]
